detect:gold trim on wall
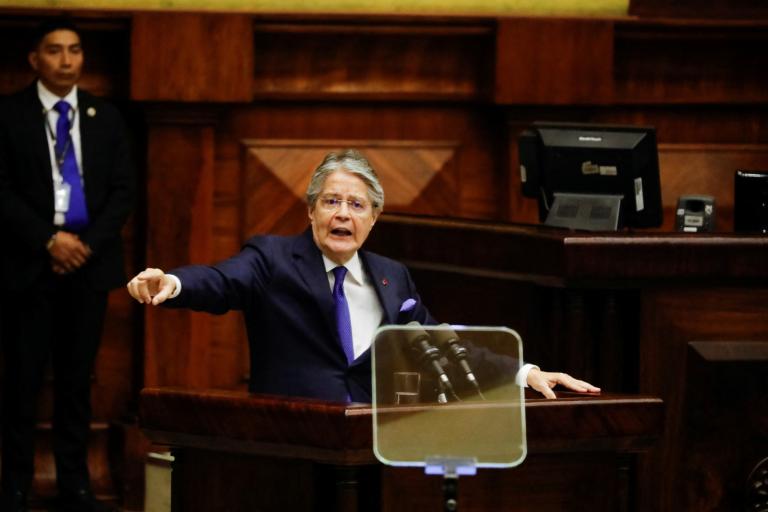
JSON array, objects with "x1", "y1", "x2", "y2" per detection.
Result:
[{"x1": 0, "y1": 0, "x2": 628, "y2": 16}]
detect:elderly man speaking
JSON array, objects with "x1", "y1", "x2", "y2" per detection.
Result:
[{"x1": 127, "y1": 150, "x2": 598, "y2": 401}]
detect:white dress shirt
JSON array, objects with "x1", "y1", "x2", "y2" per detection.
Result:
[
  {"x1": 323, "y1": 253, "x2": 384, "y2": 360},
  {"x1": 38, "y1": 81, "x2": 83, "y2": 226}
]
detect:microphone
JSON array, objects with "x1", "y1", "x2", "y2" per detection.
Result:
[
  {"x1": 432, "y1": 324, "x2": 485, "y2": 400},
  {"x1": 404, "y1": 321, "x2": 455, "y2": 403}
]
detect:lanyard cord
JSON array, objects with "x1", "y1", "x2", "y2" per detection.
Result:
[{"x1": 43, "y1": 105, "x2": 78, "y2": 168}]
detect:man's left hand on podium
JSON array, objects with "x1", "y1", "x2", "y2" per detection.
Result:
[{"x1": 527, "y1": 368, "x2": 601, "y2": 399}]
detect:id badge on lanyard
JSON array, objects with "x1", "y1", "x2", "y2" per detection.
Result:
[{"x1": 54, "y1": 180, "x2": 71, "y2": 213}]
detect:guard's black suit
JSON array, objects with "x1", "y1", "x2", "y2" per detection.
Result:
[{"x1": 0, "y1": 83, "x2": 134, "y2": 497}]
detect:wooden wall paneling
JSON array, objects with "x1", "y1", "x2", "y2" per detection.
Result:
[
  {"x1": 240, "y1": 139, "x2": 461, "y2": 236},
  {"x1": 225, "y1": 104, "x2": 507, "y2": 224},
  {"x1": 210, "y1": 129, "x2": 251, "y2": 390},
  {"x1": 637, "y1": 287, "x2": 768, "y2": 511},
  {"x1": 494, "y1": 18, "x2": 615, "y2": 105},
  {"x1": 657, "y1": 144, "x2": 768, "y2": 232},
  {"x1": 613, "y1": 20, "x2": 768, "y2": 104},
  {"x1": 579, "y1": 106, "x2": 768, "y2": 145},
  {"x1": 678, "y1": 340, "x2": 768, "y2": 511},
  {"x1": 131, "y1": 13, "x2": 254, "y2": 102},
  {"x1": 143, "y1": 112, "x2": 217, "y2": 389},
  {"x1": 0, "y1": 16, "x2": 38, "y2": 96},
  {"x1": 251, "y1": 19, "x2": 494, "y2": 100}
]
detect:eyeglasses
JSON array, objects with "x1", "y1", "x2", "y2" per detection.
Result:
[{"x1": 318, "y1": 196, "x2": 371, "y2": 215}]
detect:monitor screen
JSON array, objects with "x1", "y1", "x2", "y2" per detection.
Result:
[{"x1": 519, "y1": 122, "x2": 663, "y2": 230}]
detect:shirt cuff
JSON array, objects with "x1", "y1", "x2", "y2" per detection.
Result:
[
  {"x1": 166, "y1": 274, "x2": 182, "y2": 299},
  {"x1": 515, "y1": 363, "x2": 539, "y2": 388}
]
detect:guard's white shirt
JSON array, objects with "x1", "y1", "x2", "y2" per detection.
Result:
[{"x1": 38, "y1": 81, "x2": 83, "y2": 226}]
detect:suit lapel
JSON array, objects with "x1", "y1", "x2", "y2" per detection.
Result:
[
  {"x1": 77, "y1": 90, "x2": 94, "y2": 191},
  {"x1": 20, "y1": 85, "x2": 54, "y2": 191},
  {"x1": 291, "y1": 229, "x2": 338, "y2": 343},
  {"x1": 290, "y1": 231, "x2": 403, "y2": 366},
  {"x1": 362, "y1": 251, "x2": 401, "y2": 325}
]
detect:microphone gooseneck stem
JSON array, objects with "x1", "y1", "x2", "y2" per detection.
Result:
[{"x1": 450, "y1": 343, "x2": 485, "y2": 400}]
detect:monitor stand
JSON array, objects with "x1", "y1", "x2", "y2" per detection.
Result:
[{"x1": 545, "y1": 192, "x2": 623, "y2": 231}]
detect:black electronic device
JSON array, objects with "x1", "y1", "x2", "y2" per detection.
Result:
[
  {"x1": 734, "y1": 170, "x2": 768, "y2": 234},
  {"x1": 518, "y1": 122, "x2": 662, "y2": 231},
  {"x1": 675, "y1": 195, "x2": 715, "y2": 232}
]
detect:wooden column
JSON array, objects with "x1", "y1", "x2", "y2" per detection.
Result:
[{"x1": 142, "y1": 108, "x2": 219, "y2": 388}]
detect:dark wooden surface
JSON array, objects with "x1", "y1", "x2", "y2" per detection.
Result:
[
  {"x1": 675, "y1": 341, "x2": 768, "y2": 510},
  {"x1": 140, "y1": 387, "x2": 663, "y2": 512},
  {"x1": 366, "y1": 213, "x2": 768, "y2": 284}
]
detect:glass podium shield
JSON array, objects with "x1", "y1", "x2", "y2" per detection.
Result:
[{"x1": 372, "y1": 324, "x2": 527, "y2": 510}]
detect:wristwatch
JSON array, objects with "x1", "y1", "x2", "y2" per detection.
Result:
[{"x1": 46, "y1": 233, "x2": 57, "y2": 251}]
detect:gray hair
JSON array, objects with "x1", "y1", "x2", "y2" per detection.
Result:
[{"x1": 305, "y1": 149, "x2": 384, "y2": 215}]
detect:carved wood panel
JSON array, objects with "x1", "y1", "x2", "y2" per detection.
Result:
[
  {"x1": 241, "y1": 140, "x2": 460, "y2": 237},
  {"x1": 252, "y1": 20, "x2": 494, "y2": 100}
]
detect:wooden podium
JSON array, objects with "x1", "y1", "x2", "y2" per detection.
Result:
[{"x1": 140, "y1": 387, "x2": 662, "y2": 512}]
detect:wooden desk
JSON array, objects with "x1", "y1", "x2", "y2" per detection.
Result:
[{"x1": 140, "y1": 387, "x2": 662, "y2": 512}]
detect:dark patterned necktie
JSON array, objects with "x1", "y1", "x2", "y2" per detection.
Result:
[
  {"x1": 54, "y1": 100, "x2": 88, "y2": 230},
  {"x1": 332, "y1": 266, "x2": 355, "y2": 364}
]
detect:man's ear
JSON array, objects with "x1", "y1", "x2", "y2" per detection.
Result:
[
  {"x1": 308, "y1": 205, "x2": 315, "y2": 224},
  {"x1": 28, "y1": 51, "x2": 39, "y2": 72}
]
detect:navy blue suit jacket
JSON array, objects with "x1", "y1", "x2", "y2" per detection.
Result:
[{"x1": 167, "y1": 229, "x2": 435, "y2": 402}]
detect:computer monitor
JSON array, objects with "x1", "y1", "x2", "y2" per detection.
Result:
[{"x1": 519, "y1": 122, "x2": 663, "y2": 231}]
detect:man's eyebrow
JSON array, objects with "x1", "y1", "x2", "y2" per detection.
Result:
[{"x1": 41, "y1": 43, "x2": 82, "y2": 50}]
